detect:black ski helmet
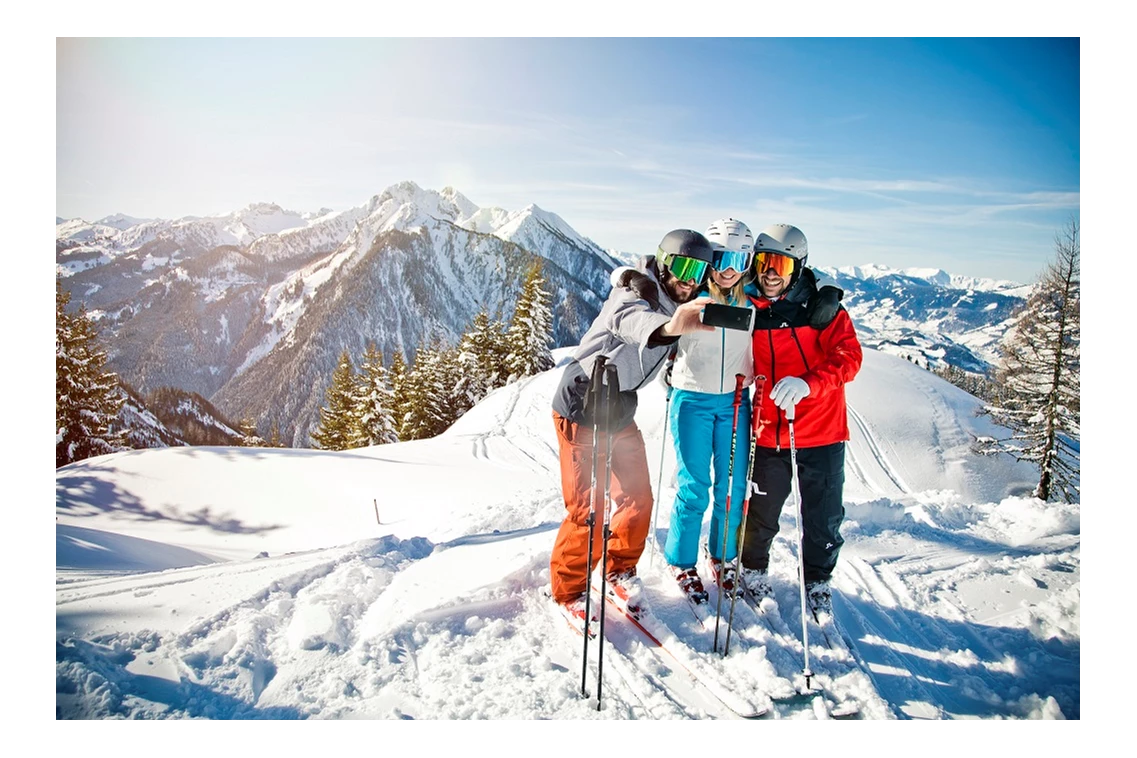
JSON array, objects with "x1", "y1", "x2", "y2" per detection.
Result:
[{"x1": 657, "y1": 229, "x2": 714, "y2": 285}]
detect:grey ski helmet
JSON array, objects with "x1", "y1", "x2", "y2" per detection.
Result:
[
  {"x1": 657, "y1": 229, "x2": 714, "y2": 285},
  {"x1": 753, "y1": 223, "x2": 808, "y2": 263},
  {"x1": 753, "y1": 223, "x2": 808, "y2": 286}
]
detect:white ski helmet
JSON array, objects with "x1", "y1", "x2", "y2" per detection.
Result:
[
  {"x1": 754, "y1": 223, "x2": 808, "y2": 264},
  {"x1": 704, "y1": 217, "x2": 754, "y2": 276},
  {"x1": 704, "y1": 218, "x2": 754, "y2": 253}
]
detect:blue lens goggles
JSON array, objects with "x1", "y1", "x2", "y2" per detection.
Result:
[{"x1": 713, "y1": 248, "x2": 753, "y2": 274}]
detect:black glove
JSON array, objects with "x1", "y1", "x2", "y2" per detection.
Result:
[
  {"x1": 808, "y1": 285, "x2": 843, "y2": 329},
  {"x1": 617, "y1": 268, "x2": 660, "y2": 310}
]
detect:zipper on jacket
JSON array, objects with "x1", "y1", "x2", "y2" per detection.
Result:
[
  {"x1": 766, "y1": 328, "x2": 781, "y2": 451},
  {"x1": 770, "y1": 325, "x2": 815, "y2": 450},
  {"x1": 719, "y1": 328, "x2": 726, "y2": 393},
  {"x1": 719, "y1": 292, "x2": 737, "y2": 395}
]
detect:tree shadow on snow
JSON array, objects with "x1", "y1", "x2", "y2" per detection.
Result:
[
  {"x1": 56, "y1": 473, "x2": 285, "y2": 536},
  {"x1": 832, "y1": 592, "x2": 1080, "y2": 719}
]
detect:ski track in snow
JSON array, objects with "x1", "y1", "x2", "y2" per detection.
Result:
[
  {"x1": 55, "y1": 493, "x2": 1079, "y2": 720},
  {"x1": 847, "y1": 403, "x2": 911, "y2": 496},
  {"x1": 833, "y1": 553, "x2": 1077, "y2": 719},
  {"x1": 461, "y1": 374, "x2": 558, "y2": 476},
  {"x1": 57, "y1": 530, "x2": 833, "y2": 719}
]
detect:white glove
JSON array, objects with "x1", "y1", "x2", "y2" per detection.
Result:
[{"x1": 771, "y1": 376, "x2": 810, "y2": 411}]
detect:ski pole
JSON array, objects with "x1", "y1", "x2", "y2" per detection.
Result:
[
  {"x1": 713, "y1": 373, "x2": 746, "y2": 653},
  {"x1": 725, "y1": 374, "x2": 766, "y2": 655},
  {"x1": 787, "y1": 403, "x2": 814, "y2": 690},
  {"x1": 580, "y1": 354, "x2": 608, "y2": 699},
  {"x1": 595, "y1": 362, "x2": 618, "y2": 711},
  {"x1": 647, "y1": 381, "x2": 673, "y2": 566}
]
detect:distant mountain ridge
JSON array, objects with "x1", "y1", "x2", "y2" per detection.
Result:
[
  {"x1": 817, "y1": 265, "x2": 1028, "y2": 372},
  {"x1": 57, "y1": 182, "x2": 1029, "y2": 447},
  {"x1": 58, "y1": 182, "x2": 618, "y2": 446},
  {"x1": 830, "y1": 263, "x2": 1029, "y2": 295}
]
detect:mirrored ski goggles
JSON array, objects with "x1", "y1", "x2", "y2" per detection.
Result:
[
  {"x1": 754, "y1": 251, "x2": 797, "y2": 278},
  {"x1": 712, "y1": 248, "x2": 753, "y2": 274},
  {"x1": 662, "y1": 254, "x2": 710, "y2": 283}
]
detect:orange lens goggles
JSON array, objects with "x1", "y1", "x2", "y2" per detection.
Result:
[{"x1": 754, "y1": 252, "x2": 796, "y2": 278}]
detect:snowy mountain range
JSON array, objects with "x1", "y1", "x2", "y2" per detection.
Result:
[{"x1": 56, "y1": 181, "x2": 1032, "y2": 447}]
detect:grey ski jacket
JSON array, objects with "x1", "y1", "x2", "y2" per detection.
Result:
[{"x1": 552, "y1": 255, "x2": 682, "y2": 431}]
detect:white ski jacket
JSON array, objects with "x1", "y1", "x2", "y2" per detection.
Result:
[{"x1": 669, "y1": 296, "x2": 755, "y2": 395}]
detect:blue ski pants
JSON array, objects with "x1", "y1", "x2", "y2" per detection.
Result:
[{"x1": 664, "y1": 388, "x2": 751, "y2": 569}]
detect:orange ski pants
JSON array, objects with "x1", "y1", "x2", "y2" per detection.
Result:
[{"x1": 549, "y1": 411, "x2": 654, "y2": 604}]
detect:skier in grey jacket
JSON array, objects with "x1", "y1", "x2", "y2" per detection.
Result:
[{"x1": 549, "y1": 229, "x2": 715, "y2": 617}]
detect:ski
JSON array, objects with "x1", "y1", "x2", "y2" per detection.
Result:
[
  {"x1": 701, "y1": 546, "x2": 745, "y2": 650},
  {"x1": 684, "y1": 592, "x2": 715, "y2": 630},
  {"x1": 667, "y1": 566, "x2": 714, "y2": 627},
  {"x1": 811, "y1": 611, "x2": 844, "y2": 651},
  {"x1": 647, "y1": 566, "x2": 864, "y2": 718},
  {"x1": 593, "y1": 580, "x2": 772, "y2": 718},
  {"x1": 735, "y1": 589, "x2": 862, "y2": 718},
  {"x1": 543, "y1": 587, "x2": 598, "y2": 639},
  {"x1": 541, "y1": 588, "x2": 659, "y2": 717}
]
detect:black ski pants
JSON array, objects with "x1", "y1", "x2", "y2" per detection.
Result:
[{"x1": 741, "y1": 442, "x2": 846, "y2": 584}]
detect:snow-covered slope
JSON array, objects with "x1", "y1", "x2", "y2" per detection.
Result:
[{"x1": 55, "y1": 348, "x2": 1078, "y2": 720}]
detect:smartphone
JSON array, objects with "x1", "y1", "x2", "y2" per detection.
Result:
[{"x1": 700, "y1": 302, "x2": 753, "y2": 331}]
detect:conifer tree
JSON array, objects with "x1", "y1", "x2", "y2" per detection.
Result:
[
  {"x1": 975, "y1": 219, "x2": 1080, "y2": 502},
  {"x1": 387, "y1": 349, "x2": 409, "y2": 442},
  {"x1": 354, "y1": 343, "x2": 398, "y2": 446},
  {"x1": 56, "y1": 280, "x2": 127, "y2": 466},
  {"x1": 237, "y1": 418, "x2": 265, "y2": 447},
  {"x1": 455, "y1": 310, "x2": 510, "y2": 408},
  {"x1": 399, "y1": 339, "x2": 454, "y2": 441},
  {"x1": 434, "y1": 341, "x2": 467, "y2": 432},
  {"x1": 310, "y1": 350, "x2": 361, "y2": 451},
  {"x1": 932, "y1": 364, "x2": 997, "y2": 404},
  {"x1": 505, "y1": 259, "x2": 555, "y2": 382}
]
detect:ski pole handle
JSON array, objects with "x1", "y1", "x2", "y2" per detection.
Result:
[{"x1": 752, "y1": 375, "x2": 767, "y2": 433}]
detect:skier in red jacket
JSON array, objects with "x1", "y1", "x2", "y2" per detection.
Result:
[{"x1": 739, "y1": 224, "x2": 862, "y2": 621}]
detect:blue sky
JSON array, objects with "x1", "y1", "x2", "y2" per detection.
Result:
[{"x1": 56, "y1": 37, "x2": 1079, "y2": 283}]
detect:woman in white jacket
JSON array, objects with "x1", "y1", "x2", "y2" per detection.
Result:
[{"x1": 664, "y1": 218, "x2": 756, "y2": 603}]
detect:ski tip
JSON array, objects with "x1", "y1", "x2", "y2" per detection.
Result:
[
  {"x1": 740, "y1": 706, "x2": 771, "y2": 719},
  {"x1": 830, "y1": 702, "x2": 861, "y2": 719},
  {"x1": 543, "y1": 587, "x2": 600, "y2": 638}
]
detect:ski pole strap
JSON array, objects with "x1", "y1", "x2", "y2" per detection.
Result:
[
  {"x1": 589, "y1": 355, "x2": 610, "y2": 402},
  {"x1": 582, "y1": 355, "x2": 612, "y2": 426}
]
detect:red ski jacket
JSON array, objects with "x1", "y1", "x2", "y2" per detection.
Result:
[{"x1": 748, "y1": 294, "x2": 863, "y2": 450}]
